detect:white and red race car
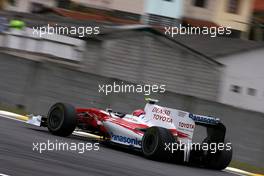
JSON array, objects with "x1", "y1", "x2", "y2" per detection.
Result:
[{"x1": 27, "y1": 98, "x2": 232, "y2": 170}]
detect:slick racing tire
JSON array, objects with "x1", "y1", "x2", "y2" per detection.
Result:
[
  {"x1": 47, "y1": 103, "x2": 76, "y2": 137},
  {"x1": 203, "y1": 138, "x2": 233, "y2": 170},
  {"x1": 142, "y1": 127, "x2": 175, "y2": 160}
]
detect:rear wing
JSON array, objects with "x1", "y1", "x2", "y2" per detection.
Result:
[
  {"x1": 187, "y1": 113, "x2": 226, "y2": 143},
  {"x1": 144, "y1": 99, "x2": 226, "y2": 143},
  {"x1": 188, "y1": 113, "x2": 220, "y2": 126}
]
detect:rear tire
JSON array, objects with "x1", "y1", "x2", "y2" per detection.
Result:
[
  {"x1": 47, "y1": 103, "x2": 76, "y2": 137},
  {"x1": 203, "y1": 138, "x2": 233, "y2": 170},
  {"x1": 142, "y1": 127, "x2": 175, "y2": 160}
]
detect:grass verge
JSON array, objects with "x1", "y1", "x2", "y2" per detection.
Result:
[
  {"x1": 229, "y1": 160, "x2": 264, "y2": 175},
  {"x1": 0, "y1": 104, "x2": 28, "y2": 115}
]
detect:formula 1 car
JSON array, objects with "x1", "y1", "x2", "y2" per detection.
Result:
[{"x1": 27, "y1": 99, "x2": 232, "y2": 170}]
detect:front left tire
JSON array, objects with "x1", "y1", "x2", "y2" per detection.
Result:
[{"x1": 47, "y1": 102, "x2": 77, "y2": 137}]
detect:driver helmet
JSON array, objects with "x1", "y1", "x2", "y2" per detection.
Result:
[{"x1": 132, "y1": 109, "x2": 145, "y2": 117}]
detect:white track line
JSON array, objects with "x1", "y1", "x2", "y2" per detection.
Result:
[
  {"x1": 0, "y1": 114, "x2": 27, "y2": 123},
  {"x1": 225, "y1": 167, "x2": 263, "y2": 176},
  {"x1": 0, "y1": 173, "x2": 10, "y2": 176},
  {"x1": 225, "y1": 169, "x2": 246, "y2": 176},
  {"x1": 0, "y1": 110, "x2": 28, "y2": 121}
]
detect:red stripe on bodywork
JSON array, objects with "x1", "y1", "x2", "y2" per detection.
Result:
[
  {"x1": 107, "y1": 118, "x2": 147, "y2": 136},
  {"x1": 169, "y1": 129, "x2": 189, "y2": 138}
]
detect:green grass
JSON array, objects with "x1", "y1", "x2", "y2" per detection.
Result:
[
  {"x1": 229, "y1": 160, "x2": 264, "y2": 175},
  {"x1": 0, "y1": 104, "x2": 28, "y2": 115}
]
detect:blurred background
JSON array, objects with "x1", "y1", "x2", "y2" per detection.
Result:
[{"x1": 0, "y1": 0, "x2": 263, "y2": 172}]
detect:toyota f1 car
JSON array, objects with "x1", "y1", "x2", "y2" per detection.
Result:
[{"x1": 27, "y1": 99, "x2": 232, "y2": 170}]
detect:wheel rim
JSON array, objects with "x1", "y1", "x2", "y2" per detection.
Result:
[
  {"x1": 48, "y1": 107, "x2": 64, "y2": 130},
  {"x1": 143, "y1": 134, "x2": 158, "y2": 154}
]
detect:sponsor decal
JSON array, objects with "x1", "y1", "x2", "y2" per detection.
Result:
[
  {"x1": 152, "y1": 107, "x2": 171, "y2": 116},
  {"x1": 110, "y1": 133, "x2": 142, "y2": 146},
  {"x1": 153, "y1": 114, "x2": 173, "y2": 123},
  {"x1": 179, "y1": 122, "x2": 195, "y2": 129},
  {"x1": 189, "y1": 113, "x2": 219, "y2": 124},
  {"x1": 152, "y1": 107, "x2": 173, "y2": 123}
]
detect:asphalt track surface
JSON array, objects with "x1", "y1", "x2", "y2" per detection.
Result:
[{"x1": 0, "y1": 116, "x2": 236, "y2": 176}]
